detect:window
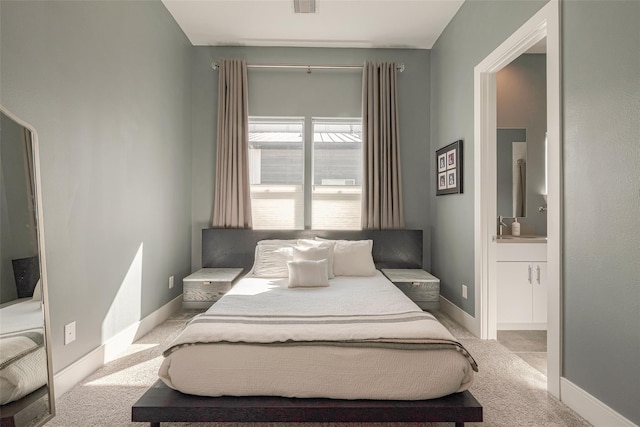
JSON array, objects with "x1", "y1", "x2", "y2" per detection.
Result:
[
  {"x1": 248, "y1": 118, "x2": 304, "y2": 229},
  {"x1": 312, "y1": 119, "x2": 362, "y2": 229},
  {"x1": 248, "y1": 117, "x2": 362, "y2": 230}
]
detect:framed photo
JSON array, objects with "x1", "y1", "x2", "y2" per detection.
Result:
[
  {"x1": 436, "y1": 140, "x2": 463, "y2": 196},
  {"x1": 447, "y1": 169, "x2": 457, "y2": 188},
  {"x1": 447, "y1": 149, "x2": 457, "y2": 169},
  {"x1": 438, "y1": 172, "x2": 447, "y2": 190},
  {"x1": 438, "y1": 153, "x2": 447, "y2": 172}
]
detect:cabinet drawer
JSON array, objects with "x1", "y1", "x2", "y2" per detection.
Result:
[
  {"x1": 395, "y1": 282, "x2": 440, "y2": 310},
  {"x1": 395, "y1": 281, "x2": 439, "y2": 301},
  {"x1": 183, "y1": 281, "x2": 232, "y2": 302},
  {"x1": 496, "y1": 243, "x2": 547, "y2": 262}
]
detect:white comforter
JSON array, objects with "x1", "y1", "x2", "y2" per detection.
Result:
[
  {"x1": 0, "y1": 299, "x2": 44, "y2": 335},
  {"x1": 160, "y1": 271, "x2": 476, "y2": 399}
]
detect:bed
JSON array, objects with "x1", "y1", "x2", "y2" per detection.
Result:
[
  {"x1": 0, "y1": 297, "x2": 48, "y2": 406},
  {"x1": 132, "y1": 229, "x2": 483, "y2": 426}
]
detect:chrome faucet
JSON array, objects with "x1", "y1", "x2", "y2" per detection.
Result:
[{"x1": 498, "y1": 215, "x2": 508, "y2": 236}]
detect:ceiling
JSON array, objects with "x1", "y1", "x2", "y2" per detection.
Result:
[{"x1": 161, "y1": 0, "x2": 465, "y2": 50}]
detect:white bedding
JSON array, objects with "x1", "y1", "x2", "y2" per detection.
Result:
[
  {"x1": 0, "y1": 299, "x2": 47, "y2": 405},
  {"x1": 0, "y1": 298, "x2": 44, "y2": 335},
  {"x1": 159, "y1": 271, "x2": 476, "y2": 400}
]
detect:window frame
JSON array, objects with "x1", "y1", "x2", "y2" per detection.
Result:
[
  {"x1": 248, "y1": 116, "x2": 362, "y2": 230},
  {"x1": 310, "y1": 117, "x2": 363, "y2": 230},
  {"x1": 248, "y1": 116, "x2": 305, "y2": 230}
]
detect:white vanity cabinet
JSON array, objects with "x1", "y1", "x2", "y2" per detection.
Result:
[{"x1": 496, "y1": 241, "x2": 547, "y2": 330}]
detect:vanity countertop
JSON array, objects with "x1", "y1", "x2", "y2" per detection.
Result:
[{"x1": 496, "y1": 235, "x2": 547, "y2": 243}]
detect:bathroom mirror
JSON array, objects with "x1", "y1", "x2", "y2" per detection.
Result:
[
  {"x1": 0, "y1": 106, "x2": 55, "y2": 426},
  {"x1": 497, "y1": 128, "x2": 527, "y2": 218}
]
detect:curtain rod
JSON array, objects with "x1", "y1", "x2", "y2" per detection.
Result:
[{"x1": 211, "y1": 62, "x2": 405, "y2": 73}]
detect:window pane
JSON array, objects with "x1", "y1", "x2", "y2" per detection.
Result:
[
  {"x1": 312, "y1": 120, "x2": 362, "y2": 230},
  {"x1": 249, "y1": 119, "x2": 304, "y2": 230}
]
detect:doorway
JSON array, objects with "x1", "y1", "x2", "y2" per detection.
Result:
[{"x1": 473, "y1": 1, "x2": 561, "y2": 397}]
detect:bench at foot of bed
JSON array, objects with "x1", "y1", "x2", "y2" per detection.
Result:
[{"x1": 131, "y1": 380, "x2": 482, "y2": 426}]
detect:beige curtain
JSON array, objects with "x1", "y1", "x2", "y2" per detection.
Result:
[
  {"x1": 361, "y1": 62, "x2": 404, "y2": 229},
  {"x1": 212, "y1": 59, "x2": 252, "y2": 228}
]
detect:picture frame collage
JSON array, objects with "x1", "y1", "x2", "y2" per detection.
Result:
[{"x1": 436, "y1": 140, "x2": 463, "y2": 196}]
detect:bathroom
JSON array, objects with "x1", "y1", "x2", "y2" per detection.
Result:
[{"x1": 495, "y1": 50, "x2": 548, "y2": 375}]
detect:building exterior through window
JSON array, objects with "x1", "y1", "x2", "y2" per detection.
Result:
[{"x1": 248, "y1": 117, "x2": 362, "y2": 230}]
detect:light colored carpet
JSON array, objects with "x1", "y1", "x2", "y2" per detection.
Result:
[
  {"x1": 497, "y1": 331, "x2": 547, "y2": 353},
  {"x1": 48, "y1": 310, "x2": 590, "y2": 427},
  {"x1": 497, "y1": 330, "x2": 548, "y2": 376}
]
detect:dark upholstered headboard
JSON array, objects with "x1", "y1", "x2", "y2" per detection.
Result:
[{"x1": 202, "y1": 229, "x2": 423, "y2": 271}]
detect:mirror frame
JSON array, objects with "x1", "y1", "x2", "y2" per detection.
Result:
[{"x1": 0, "y1": 105, "x2": 55, "y2": 425}]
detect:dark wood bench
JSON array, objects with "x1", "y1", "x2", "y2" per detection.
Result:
[
  {"x1": 0, "y1": 386, "x2": 51, "y2": 427},
  {"x1": 132, "y1": 380, "x2": 482, "y2": 427}
]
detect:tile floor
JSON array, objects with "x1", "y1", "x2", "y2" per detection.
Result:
[{"x1": 497, "y1": 330, "x2": 547, "y2": 375}]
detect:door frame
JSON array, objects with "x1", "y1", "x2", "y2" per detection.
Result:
[{"x1": 473, "y1": 0, "x2": 562, "y2": 397}]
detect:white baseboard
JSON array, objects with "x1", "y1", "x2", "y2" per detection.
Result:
[
  {"x1": 497, "y1": 322, "x2": 547, "y2": 331},
  {"x1": 561, "y1": 378, "x2": 637, "y2": 427},
  {"x1": 439, "y1": 296, "x2": 481, "y2": 337},
  {"x1": 53, "y1": 294, "x2": 183, "y2": 399}
]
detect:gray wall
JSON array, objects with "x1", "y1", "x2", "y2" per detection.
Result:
[
  {"x1": 497, "y1": 54, "x2": 547, "y2": 236},
  {"x1": 0, "y1": 1, "x2": 193, "y2": 373},
  {"x1": 191, "y1": 46, "x2": 431, "y2": 271},
  {"x1": 562, "y1": 1, "x2": 640, "y2": 422},
  {"x1": 429, "y1": 0, "x2": 547, "y2": 315},
  {"x1": 432, "y1": 0, "x2": 640, "y2": 423}
]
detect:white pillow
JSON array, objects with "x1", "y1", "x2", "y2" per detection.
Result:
[
  {"x1": 318, "y1": 239, "x2": 376, "y2": 277},
  {"x1": 250, "y1": 244, "x2": 294, "y2": 277},
  {"x1": 287, "y1": 260, "x2": 329, "y2": 288},
  {"x1": 295, "y1": 240, "x2": 335, "y2": 278},
  {"x1": 31, "y1": 279, "x2": 42, "y2": 301}
]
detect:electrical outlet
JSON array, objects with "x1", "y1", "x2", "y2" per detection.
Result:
[
  {"x1": 462, "y1": 284, "x2": 468, "y2": 299},
  {"x1": 64, "y1": 321, "x2": 76, "y2": 345},
  {"x1": 169, "y1": 275, "x2": 174, "y2": 289}
]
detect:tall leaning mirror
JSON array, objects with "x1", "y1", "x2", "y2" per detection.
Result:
[{"x1": 0, "y1": 106, "x2": 55, "y2": 426}]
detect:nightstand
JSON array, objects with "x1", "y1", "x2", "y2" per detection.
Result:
[
  {"x1": 382, "y1": 268, "x2": 440, "y2": 311},
  {"x1": 182, "y1": 268, "x2": 244, "y2": 309}
]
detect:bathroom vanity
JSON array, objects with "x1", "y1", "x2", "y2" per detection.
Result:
[{"x1": 496, "y1": 237, "x2": 547, "y2": 330}]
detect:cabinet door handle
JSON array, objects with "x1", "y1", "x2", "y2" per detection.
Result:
[
  {"x1": 536, "y1": 265, "x2": 541, "y2": 284},
  {"x1": 528, "y1": 265, "x2": 532, "y2": 284}
]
